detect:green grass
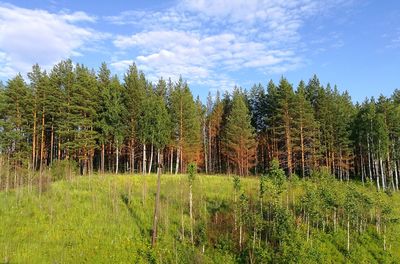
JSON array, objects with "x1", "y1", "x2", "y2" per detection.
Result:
[
  {"x1": 0, "y1": 174, "x2": 241, "y2": 263},
  {"x1": 0, "y1": 174, "x2": 399, "y2": 263}
]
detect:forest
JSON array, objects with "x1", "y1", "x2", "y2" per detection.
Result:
[
  {"x1": 1, "y1": 60, "x2": 400, "y2": 263},
  {"x1": 0, "y1": 60, "x2": 399, "y2": 188}
]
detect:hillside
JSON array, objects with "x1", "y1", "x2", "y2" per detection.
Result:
[{"x1": 1, "y1": 172, "x2": 399, "y2": 263}]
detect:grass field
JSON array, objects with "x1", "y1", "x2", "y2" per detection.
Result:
[{"x1": 1, "y1": 173, "x2": 399, "y2": 263}]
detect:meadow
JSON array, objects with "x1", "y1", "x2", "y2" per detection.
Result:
[{"x1": 1, "y1": 172, "x2": 400, "y2": 263}]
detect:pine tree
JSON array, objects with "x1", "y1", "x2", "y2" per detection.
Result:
[
  {"x1": 223, "y1": 88, "x2": 256, "y2": 176},
  {"x1": 27, "y1": 64, "x2": 48, "y2": 172},
  {"x1": 293, "y1": 80, "x2": 318, "y2": 177},
  {"x1": 208, "y1": 91, "x2": 224, "y2": 173},
  {"x1": 149, "y1": 82, "x2": 172, "y2": 246},
  {"x1": 138, "y1": 80, "x2": 170, "y2": 174},
  {"x1": 275, "y1": 78, "x2": 295, "y2": 176},
  {"x1": 1, "y1": 74, "x2": 32, "y2": 192},
  {"x1": 265, "y1": 80, "x2": 279, "y2": 163},
  {"x1": 249, "y1": 83, "x2": 268, "y2": 173},
  {"x1": 168, "y1": 77, "x2": 201, "y2": 174},
  {"x1": 96, "y1": 62, "x2": 112, "y2": 174},
  {"x1": 305, "y1": 74, "x2": 321, "y2": 109},
  {"x1": 3, "y1": 75, "x2": 31, "y2": 163},
  {"x1": 122, "y1": 63, "x2": 146, "y2": 174},
  {"x1": 48, "y1": 62, "x2": 68, "y2": 164},
  {"x1": 108, "y1": 76, "x2": 125, "y2": 174},
  {"x1": 52, "y1": 59, "x2": 75, "y2": 162},
  {"x1": 68, "y1": 64, "x2": 98, "y2": 174}
]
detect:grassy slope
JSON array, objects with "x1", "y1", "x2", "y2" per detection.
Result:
[{"x1": 0, "y1": 174, "x2": 399, "y2": 263}]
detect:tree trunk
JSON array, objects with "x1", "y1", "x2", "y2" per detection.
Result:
[
  {"x1": 189, "y1": 181, "x2": 194, "y2": 246},
  {"x1": 5, "y1": 156, "x2": 9, "y2": 193},
  {"x1": 143, "y1": 143, "x2": 147, "y2": 175},
  {"x1": 387, "y1": 153, "x2": 395, "y2": 190},
  {"x1": 151, "y1": 149, "x2": 162, "y2": 247},
  {"x1": 175, "y1": 147, "x2": 180, "y2": 175},
  {"x1": 347, "y1": 215, "x2": 350, "y2": 252},
  {"x1": 58, "y1": 135, "x2": 61, "y2": 161},
  {"x1": 131, "y1": 139, "x2": 135, "y2": 174},
  {"x1": 208, "y1": 124, "x2": 212, "y2": 173},
  {"x1": 39, "y1": 110, "x2": 45, "y2": 195},
  {"x1": 32, "y1": 110, "x2": 37, "y2": 171},
  {"x1": 392, "y1": 144, "x2": 399, "y2": 190},
  {"x1": 383, "y1": 224, "x2": 386, "y2": 251},
  {"x1": 115, "y1": 140, "x2": 119, "y2": 174},
  {"x1": 170, "y1": 147, "x2": 173, "y2": 174},
  {"x1": 101, "y1": 143, "x2": 105, "y2": 174},
  {"x1": 40, "y1": 110, "x2": 45, "y2": 172},
  {"x1": 239, "y1": 223, "x2": 243, "y2": 251},
  {"x1": 394, "y1": 159, "x2": 399, "y2": 191},
  {"x1": 375, "y1": 159, "x2": 381, "y2": 191},
  {"x1": 300, "y1": 124, "x2": 305, "y2": 177},
  {"x1": 284, "y1": 107, "x2": 292, "y2": 176},
  {"x1": 367, "y1": 135, "x2": 373, "y2": 182},
  {"x1": 203, "y1": 121, "x2": 208, "y2": 174},
  {"x1": 361, "y1": 154, "x2": 365, "y2": 185},
  {"x1": 307, "y1": 214, "x2": 310, "y2": 241},
  {"x1": 380, "y1": 156, "x2": 385, "y2": 190},
  {"x1": 148, "y1": 143, "x2": 154, "y2": 174},
  {"x1": 50, "y1": 124, "x2": 54, "y2": 165}
]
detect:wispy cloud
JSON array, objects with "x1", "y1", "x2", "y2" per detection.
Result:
[
  {"x1": 387, "y1": 30, "x2": 400, "y2": 49},
  {"x1": 0, "y1": 3, "x2": 105, "y2": 77},
  {"x1": 0, "y1": 0, "x2": 350, "y2": 90},
  {"x1": 108, "y1": 0, "x2": 347, "y2": 91}
]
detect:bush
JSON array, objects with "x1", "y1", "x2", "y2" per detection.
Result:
[{"x1": 50, "y1": 159, "x2": 78, "y2": 181}]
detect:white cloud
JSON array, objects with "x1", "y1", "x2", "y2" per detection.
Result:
[
  {"x1": 0, "y1": 3, "x2": 104, "y2": 77},
  {"x1": 0, "y1": 51, "x2": 15, "y2": 78},
  {"x1": 59, "y1": 11, "x2": 97, "y2": 23},
  {"x1": 109, "y1": 0, "x2": 348, "y2": 90},
  {"x1": 110, "y1": 60, "x2": 135, "y2": 73},
  {"x1": 386, "y1": 29, "x2": 400, "y2": 49},
  {"x1": 112, "y1": 29, "x2": 300, "y2": 89}
]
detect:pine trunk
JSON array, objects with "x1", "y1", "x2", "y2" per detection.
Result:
[
  {"x1": 392, "y1": 144, "x2": 399, "y2": 190},
  {"x1": 175, "y1": 147, "x2": 180, "y2": 175},
  {"x1": 50, "y1": 124, "x2": 54, "y2": 164},
  {"x1": 170, "y1": 147, "x2": 173, "y2": 174},
  {"x1": 32, "y1": 110, "x2": 37, "y2": 171},
  {"x1": 151, "y1": 149, "x2": 162, "y2": 247},
  {"x1": 347, "y1": 215, "x2": 350, "y2": 252},
  {"x1": 300, "y1": 124, "x2": 305, "y2": 177},
  {"x1": 380, "y1": 156, "x2": 385, "y2": 190},
  {"x1": 143, "y1": 144, "x2": 147, "y2": 175},
  {"x1": 101, "y1": 143, "x2": 105, "y2": 174},
  {"x1": 148, "y1": 143, "x2": 154, "y2": 174},
  {"x1": 204, "y1": 121, "x2": 208, "y2": 174},
  {"x1": 115, "y1": 140, "x2": 119, "y2": 174},
  {"x1": 131, "y1": 139, "x2": 135, "y2": 174},
  {"x1": 189, "y1": 183, "x2": 194, "y2": 246},
  {"x1": 40, "y1": 110, "x2": 45, "y2": 172}
]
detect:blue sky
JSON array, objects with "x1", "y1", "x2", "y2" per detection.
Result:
[{"x1": 0, "y1": 0, "x2": 399, "y2": 102}]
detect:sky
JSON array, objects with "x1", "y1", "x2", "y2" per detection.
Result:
[{"x1": 0, "y1": 0, "x2": 399, "y2": 102}]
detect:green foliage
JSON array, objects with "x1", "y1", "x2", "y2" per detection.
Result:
[
  {"x1": 259, "y1": 173, "x2": 267, "y2": 198},
  {"x1": 3, "y1": 59, "x2": 400, "y2": 263},
  {"x1": 233, "y1": 175, "x2": 241, "y2": 192},
  {"x1": 268, "y1": 159, "x2": 286, "y2": 194},
  {"x1": 49, "y1": 159, "x2": 79, "y2": 181},
  {"x1": 224, "y1": 88, "x2": 256, "y2": 176},
  {"x1": 1, "y1": 173, "x2": 400, "y2": 263},
  {"x1": 168, "y1": 77, "x2": 201, "y2": 163},
  {"x1": 187, "y1": 162, "x2": 197, "y2": 185},
  {"x1": 138, "y1": 87, "x2": 170, "y2": 149}
]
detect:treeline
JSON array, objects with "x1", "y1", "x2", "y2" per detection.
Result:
[{"x1": 0, "y1": 60, "x2": 400, "y2": 190}]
